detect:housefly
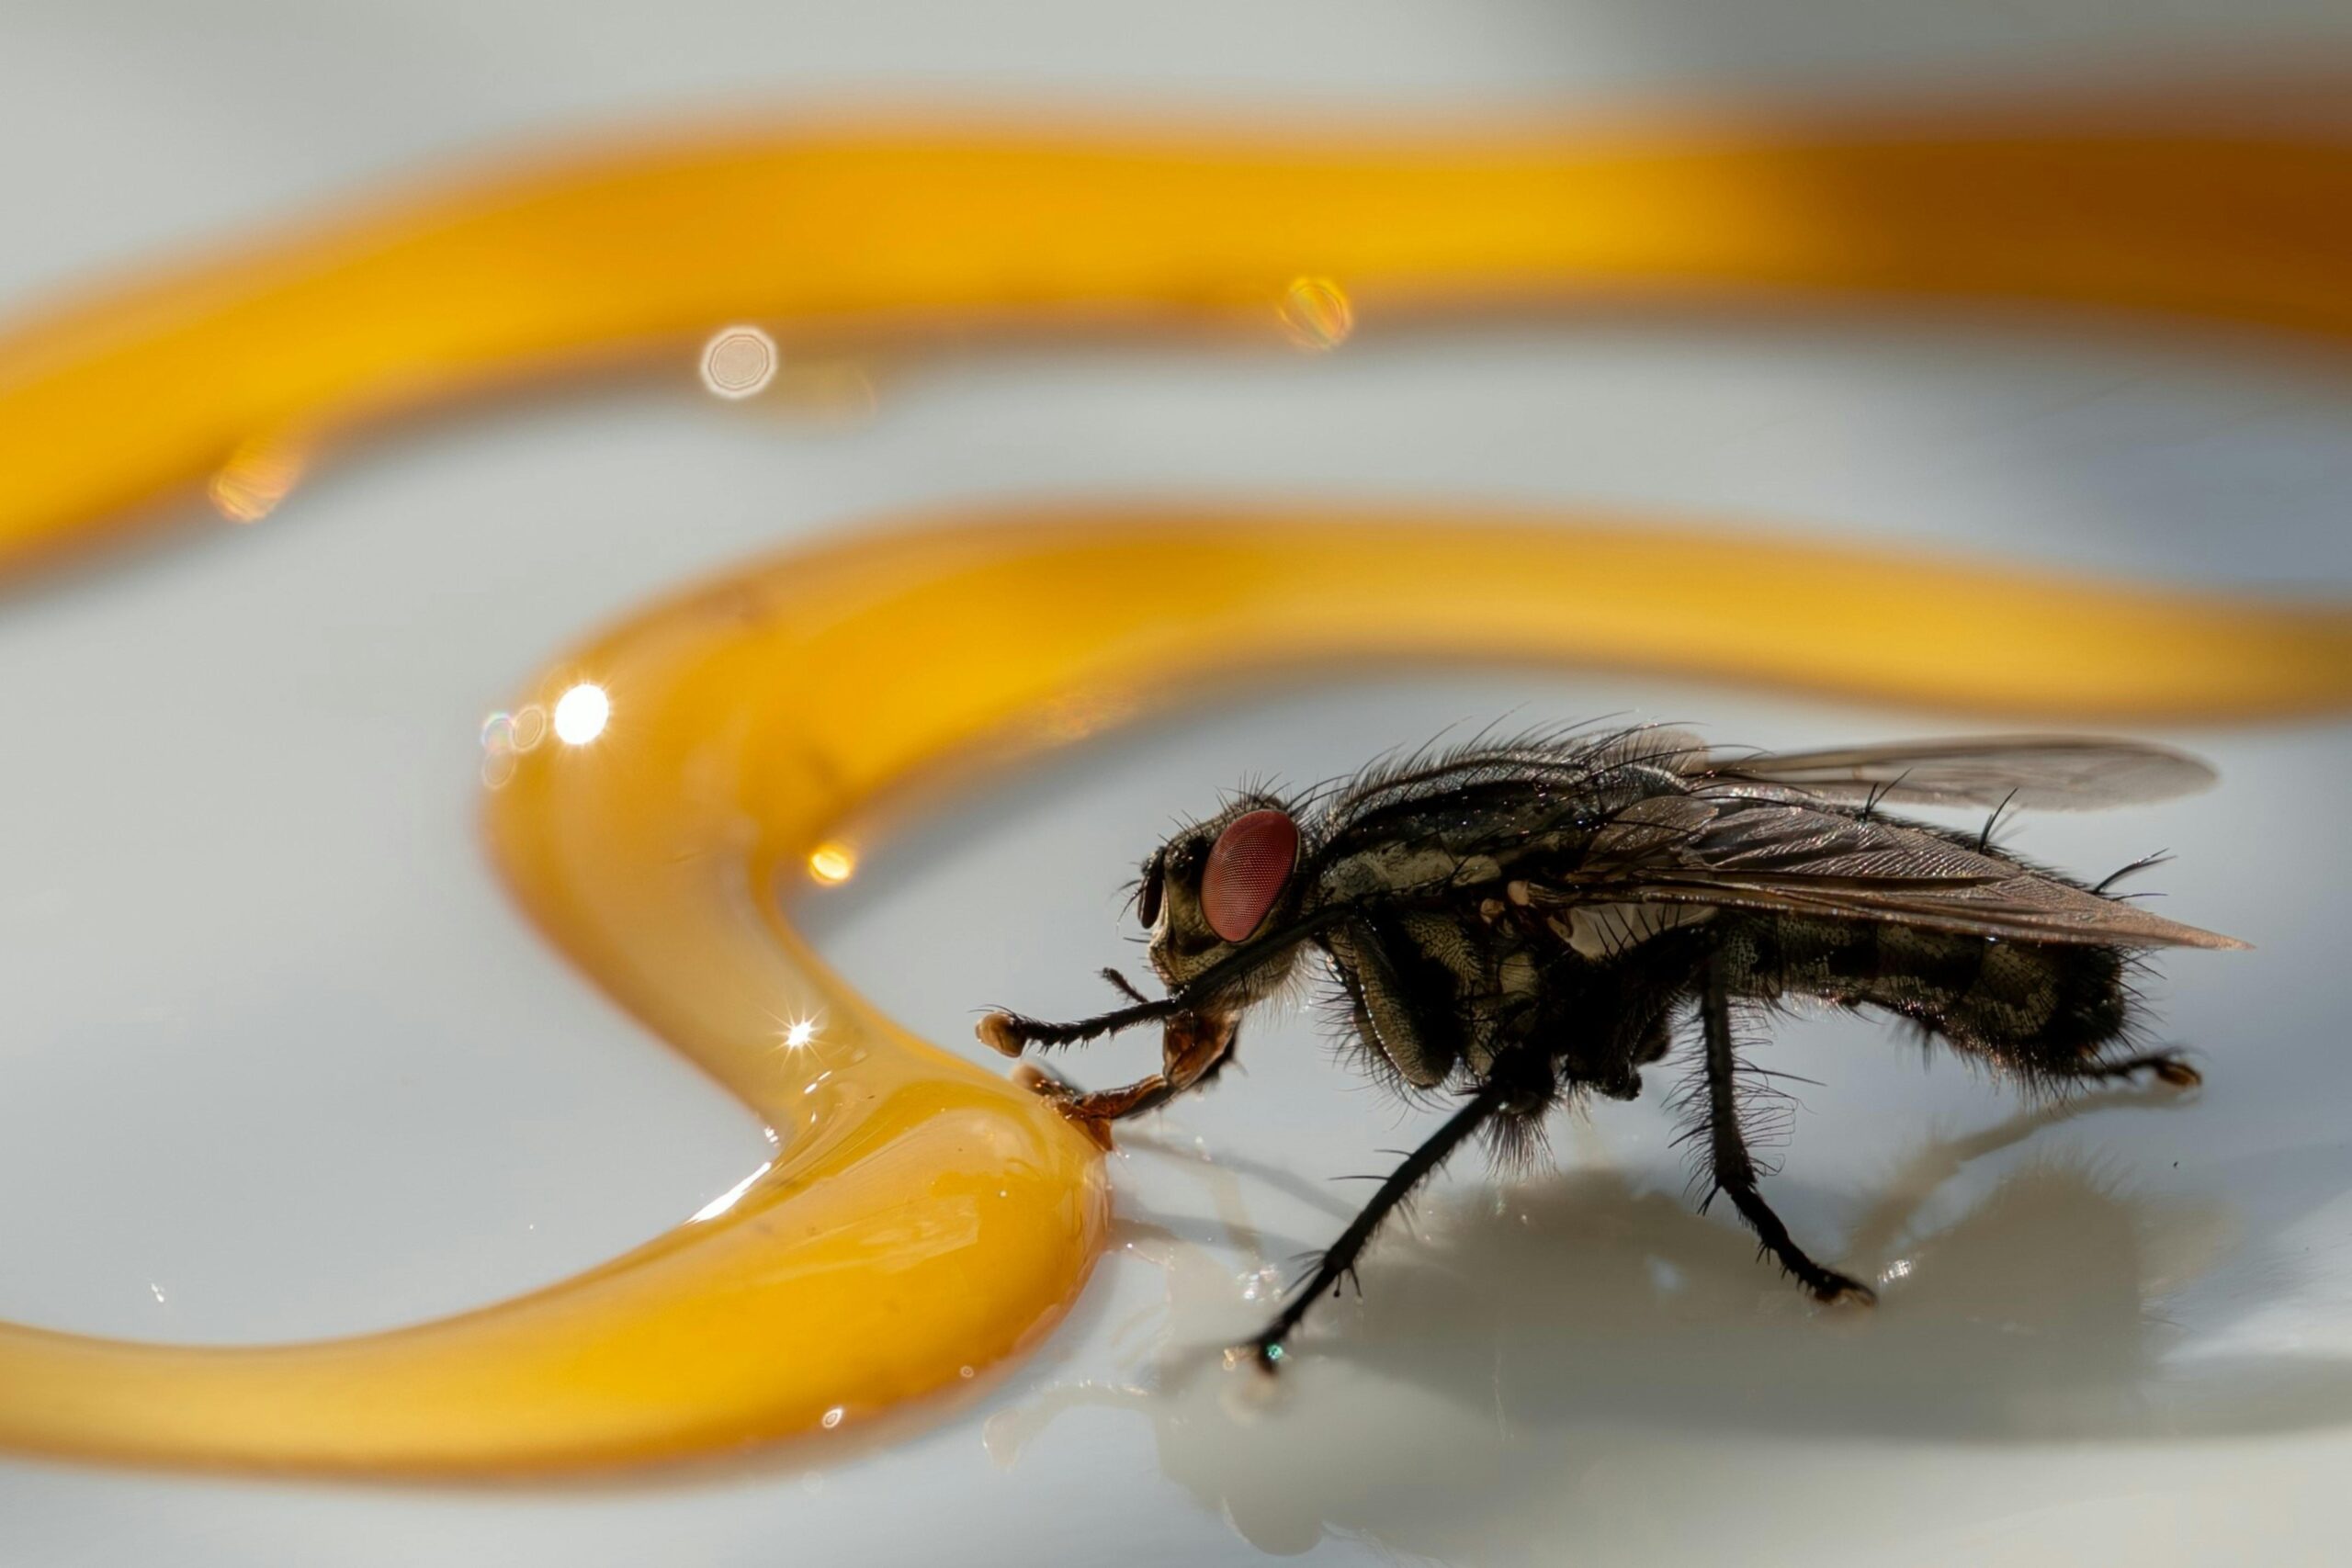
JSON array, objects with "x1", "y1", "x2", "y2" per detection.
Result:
[{"x1": 978, "y1": 726, "x2": 2245, "y2": 1367}]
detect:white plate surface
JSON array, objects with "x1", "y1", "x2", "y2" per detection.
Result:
[{"x1": 5, "y1": 5, "x2": 2352, "y2": 1564}]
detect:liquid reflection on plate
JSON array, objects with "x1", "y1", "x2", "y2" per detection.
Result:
[{"x1": 988, "y1": 1090, "x2": 2352, "y2": 1560}]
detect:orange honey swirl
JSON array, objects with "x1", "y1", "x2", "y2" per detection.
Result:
[{"x1": 1, "y1": 98, "x2": 2351, "y2": 1472}]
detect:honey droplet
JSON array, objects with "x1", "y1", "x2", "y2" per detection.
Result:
[
  {"x1": 1278, "y1": 276, "x2": 1353, "y2": 352},
  {"x1": 206, "y1": 435, "x2": 308, "y2": 524}
]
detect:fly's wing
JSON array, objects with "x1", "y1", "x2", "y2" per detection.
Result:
[
  {"x1": 1560, "y1": 793, "x2": 2247, "y2": 950},
  {"x1": 1699, "y1": 736, "x2": 2215, "y2": 811}
]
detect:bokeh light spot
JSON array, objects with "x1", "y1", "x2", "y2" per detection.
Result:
[
  {"x1": 1278, "y1": 276, "x2": 1353, "y2": 351},
  {"x1": 701, "y1": 325, "x2": 778, "y2": 399},
  {"x1": 553, "y1": 682, "x2": 611, "y2": 745},
  {"x1": 509, "y1": 704, "x2": 548, "y2": 751}
]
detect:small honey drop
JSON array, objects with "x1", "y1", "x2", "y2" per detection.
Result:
[
  {"x1": 1278, "y1": 276, "x2": 1353, "y2": 352},
  {"x1": 206, "y1": 435, "x2": 307, "y2": 524}
]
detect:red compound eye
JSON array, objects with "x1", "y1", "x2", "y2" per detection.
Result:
[{"x1": 1201, "y1": 809, "x2": 1300, "y2": 942}]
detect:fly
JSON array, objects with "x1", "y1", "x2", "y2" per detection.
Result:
[{"x1": 978, "y1": 725, "x2": 2245, "y2": 1368}]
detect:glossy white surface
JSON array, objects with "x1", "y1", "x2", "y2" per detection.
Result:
[{"x1": 4, "y1": 3, "x2": 2352, "y2": 1564}]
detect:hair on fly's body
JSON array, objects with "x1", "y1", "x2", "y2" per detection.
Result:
[{"x1": 978, "y1": 724, "x2": 2245, "y2": 1370}]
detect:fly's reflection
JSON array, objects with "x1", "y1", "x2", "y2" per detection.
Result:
[{"x1": 988, "y1": 1091, "x2": 2352, "y2": 1561}]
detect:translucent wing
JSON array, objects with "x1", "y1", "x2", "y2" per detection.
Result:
[
  {"x1": 1556, "y1": 793, "x2": 2246, "y2": 950},
  {"x1": 1699, "y1": 735, "x2": 2215, "y2": 811}
]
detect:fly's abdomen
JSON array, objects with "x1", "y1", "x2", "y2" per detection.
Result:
[{"x1": 1717, "y1": 914, "x2": 2131, "y2": 1067}]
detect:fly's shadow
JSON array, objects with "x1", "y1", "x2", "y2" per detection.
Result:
[{"x1": 985, "y1": 1089, "x2": 2352, "y2": 1559}]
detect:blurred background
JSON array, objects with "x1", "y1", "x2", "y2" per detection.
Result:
[{"x1": 3, "y1": 3, "x2": 2351, "y2": 1564}]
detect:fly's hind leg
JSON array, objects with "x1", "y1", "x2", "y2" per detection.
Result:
[{"x1": 1698, "y1": 958, "x2": 1876, "y2": 1305}]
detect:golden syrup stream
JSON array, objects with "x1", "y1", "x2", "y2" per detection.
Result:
[{"x1": 1, "y1": 102, "x2": 2351, "y2": 1472}]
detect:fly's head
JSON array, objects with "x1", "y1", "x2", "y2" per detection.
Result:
[
  {"x1": 1136, "y1": 796, "x2": 1309, "y2": 1011},
  {"x1": 974, "y1": 793, "x2": 1315, "y2": 1064}
]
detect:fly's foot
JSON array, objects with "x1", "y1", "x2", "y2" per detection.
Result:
[
  {"x1": 1224, "y1": 1337, "x2": 1287, "y2": 1375},
  {"x1": 1807, "y1": 1269, "x2": 1878, "y2": 1306},
  {"x1": 977, "y1": 1012, "x2": 1026, "y2": 1057},
  {"x1": 1009, "y1": 1063, "x2": 1119, "y2": 1150},
  {"x1": 1057, "y1": 1108, "x2": 1118, "y2": 1153},
  {"x1": 2078, "y1": 1051, "x2": 2202, "y2": 1089},
  {"x1": 1008, "y1": 1060, "x2": 1069, "y2": 1097}
]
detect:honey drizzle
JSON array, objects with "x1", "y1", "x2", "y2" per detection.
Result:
[{"x1": 0, "y1": 105, "x2": 2349, "y2": 1472}]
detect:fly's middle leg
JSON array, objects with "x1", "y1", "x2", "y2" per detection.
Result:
[{"x1": 1697, "y1": 956, "x2": 1876, "y2": 1305}]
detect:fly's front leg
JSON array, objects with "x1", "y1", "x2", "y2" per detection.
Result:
[
  {"x1": 978, "y1": 906, "x2": 1351, "y2": 1057},
  {"x1": 978, "y1": 996, "x2": 1175, "y2": 1055},
  {"x1": 1698, "y1": 955, "x2": 1875, "y2": 1305},
  {"x1": 1016, "y1": 1012, "x2": 1238, "y2": 1150}
]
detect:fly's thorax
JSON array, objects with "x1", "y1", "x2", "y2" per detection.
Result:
[
  {"x1": 1315, "y1": 841, "x2": 1503, "y2": 904},
  {"x1": 1309, "y1": 777, "x2": 1663, "y2": 907}
]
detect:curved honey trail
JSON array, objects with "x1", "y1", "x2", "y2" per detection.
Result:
[
  {"x1": 1, "y1": 102, "x2": 2351, "y2": 1472},
  {"x1": 0, "y1": 511, "x2": 2346, "y2": 1473},
  {"x1": 7, "y1": 103, "x2": 2352, "y2": 562}
]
